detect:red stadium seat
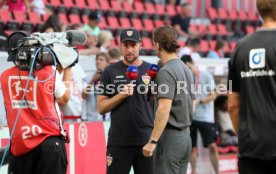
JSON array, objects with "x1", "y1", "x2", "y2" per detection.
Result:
[
  {"x1": 142, "y1": 19, "x2": 155, "y2": 32},
  {"x1": 155, "y1": 4, "x2": 165, "y2": 16},
  {"x1": 246, "y1": 26, "x2": 255, "y2": 34},
  {"x1": 217, "y1": 146, "x2": 230, "y2": 154},
  {"x1": 189, "y1": 24, "x2": 198, "y2": 33},
  {"x1": 75, "y1": 0, "x2": 86, "y2": 9},
  {"x1": 207, "y1": 24, "x2": 217, "y2": 35},
  {"x1": 153, "y1": 20, "x2": 164, "y2": 28},
  {"x1": 98, "y1": 0, "x2": 110, "y2": 12},
  {"x1": 238, "y1": 11, "x2": 248, "y2": 21},
  {"x1": 13, "y1": 11, "x2": 27, "y2": 24},
  {"x1": 217, "y1": 8, "x2": 228, "y2": 21},
  {"x1": 217, "y1": 24, "x2": 228, "y2": 36},
  {"x1": 110, "y1": 1, "x2": 121, "y2": 13},
  {"x1": 86, "y1": 0, "x2": 99, "y2": 10},
  {"x1": 144, "y1": 3, "x2": 155, "y2": 15},
  {"x1": 107, "y1": 16, "x2": 120, "y2": 29},
  {"x1": 200, "y1": 40, "x2": 210, "y2": 53},
  {"x1": 119, "y1": 17, "x2": 131, "y2": 29},
  {"x1": 176, "y1": 5, "x2": 181, "y2": 14},
  {"x1": 131, "y1": 18, "x2": 143, "y2": 31},
  {"x1": 223, "y1": 43, "x2": 231, "y2": 54},
  {"x1": 228, "y1": 10, "x2": 238, "y2": 21},
  {"x1": 166, "y1": 4, "x2": 176, "y2": 16},
  {"x1": 207, "y1": 8, "x2": 217, "y2": 21},
  {"x1": 209, "y1": 40, "x2": 216, "y2": 50},
  {"x1": 59, "y1": 13, "x2": 69, "y2": 25},
  {"x1": 0, "y1": 9, "x2": 10, "y2": 23},
  {"x1": 63, "y1": 0, "x2": 74, "y2": 8},
  {"x1": 48, "y1": 0, "x2": 61, "y2": 7},
  {"x1": 69, "y1": 14, "x2": 81, "y2": 24},
  {"x1": 28, "y1": 12, "x2": 42, "y2": 25},
  {"x1": 198, "y1": 24, "x2": 206, "y2": 33},
  {"x1": 142, "y1": 37, "x2": 153, "y2": 50},
  {"x1": 122, "y1": 1, "x2": 133, "y2": 14},
  {"x1": 133, "y1": 2, "x2": 145, "y2": 15},
  {"x1": 229, "y1": 42, "x2": 236, "y2": 50},
  {"x1": 248, "y1": 12, "x2": 258, "y2": 22},
  {"x1": 98, "y1": 16, "x2": 107, "y2": 29}
]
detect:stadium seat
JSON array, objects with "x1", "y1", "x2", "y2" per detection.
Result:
[
  {"x1": 74, "y1": 0, "x2": 86, "y2": 9},
  {"x1": 200, "y1": 40, "x2": 210, "y2": 54},
  {"x1": 142, "y1": 37, "x2": 153, "y2": 50},
  {"x1": 0, "y1": 9, "x2": 12, "y2": 23},
  {"x1": 133, "y1": 2, "x2": 145, "y2": 15},
  {"x1": 178, "y1": 41, "x2": 186, "y2": 47},
  {"x1": 229, "y1": 42, "x2": 236, "y2": 50},
  {"x1": 197, "y1": 24, "x2": 206, "y2": 33},
  {"x1": 155, "y1": 4, "x2": 165, "y2": 16},
  {"x1": 119, "y1": 17, "x2": 131, "y2": 29},
  {"x1": 217, "y1": 24, "x2": 228, "y2": 36},
  {"x1": 122, "y1": 1, "x2": 133, "y2": 14},
  {"x1": 86, "y1": 0, "x2": 99, "y2": 10},
  {"x1": 209, "y1": 40, "x2": 216, "y2": 50},
  {"x1": 107, "y1": 16, "x2": 120, "y2": 30},
  {"x1": 217, "y1": 8, "x2": 228, "y2": 21},
  {"x1": 217, "y1": 146, "x2": 230, "y2": 154},
  {"x1": 63, "y1": 0, "x2": 74, "y2": 8},
  {"x1": 207, "y1": 8, "x2": 217, "y2": 21},
  {"x1": 69, "y1": 14, "x2": 81, "y2": 24},
  {"x1": 12, "y1": 11, "x2": 27, "y2": 25},
  {"x1": 110, "y1": 1, "x2": 121, "y2": 13},
  {"x1": 98, "y1": 0, "x2": 110, "y2": 12},
  {"x1": 223, "y1": 43, "x2": 231, "y2": 54},
  {"x1": 246, "y1": 26, "x2": 255, "y2": 34},
  {"x1": 144, "y1": 2, "x2": 155, "y2": 15},
  {"x1": 28, "y1": 12, "x2": 42, "y2": 25},
  {"x1": 98, "y1": 16, "x2": 107, "y2": 29},
  {"x1": 166, "y1": 4, "x2": 176, "y2": 17},
  {"x1": 238, "y1": 11, "x2": 248, "y2": 22},
  {"x1": 189, "y1": 24, "x2": 198, "y2": 33},
  {"x1": 153, "y1": 20, "x2": 164, "y2": 28},
  {"x1": 131, "y1": 18, "x2": 143, "y2": 31},
  {"x1": 58, "y1": 13, "x2": 69, "y2": 25},
  {"x1": 228, "y1": 10, "x2": 238, "y2": 21},
  {"x1": 207, "y1": 24, "x2": 217, "y2": 36},
  {"x1": 248, "y1": 12, "x2": 258, "y2": 22},
  {"x1": 142, "y1": 19, "x2": 155, "y2": 32}
]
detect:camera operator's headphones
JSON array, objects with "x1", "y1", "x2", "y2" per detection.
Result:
[{"x1": 7, "y1": 31, "x2": 30, "y2": 62}]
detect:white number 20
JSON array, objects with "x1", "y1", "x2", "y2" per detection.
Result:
[{"x1": 22, "y1": 125, "x2": 43, "y2": 140}]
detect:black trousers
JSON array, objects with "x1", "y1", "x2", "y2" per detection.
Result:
[
  {"x1": 239, "y1": 157, "x2": 276, "y2": 174},
  {"x1": 8, "y1": 136, "x2": 68, "y2": 174},
  {"x1": 106, "y1": 145, "x2": 153, "y2": 174}
]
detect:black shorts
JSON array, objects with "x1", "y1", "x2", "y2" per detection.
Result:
[
  {"x1": 8, "y1": 136, "x2": 68, "y2": 174},
  {"x1": 190, "y1": 120, "x2": 216, "y2": 148},
  {"x1": 239, "y1": 157, "x2": 276, "y2": 174},
  {"x1": 106, "y1": 145, "x2": 153, "y2": 174}
]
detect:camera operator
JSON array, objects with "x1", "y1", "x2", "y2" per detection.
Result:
[
  {"x1": 0, "y1": 31, "x2": 72, "y2": 174},
  {"x1": 82, "y1": 52, "x2": 110, "y2": 121}
]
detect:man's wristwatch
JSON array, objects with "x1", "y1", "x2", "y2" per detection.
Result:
[{"x1": 149, "y1": 137, "x2": 158, "y2": 144}]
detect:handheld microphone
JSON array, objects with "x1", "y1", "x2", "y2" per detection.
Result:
[
  {"x1": 147, "y1": 64, "x2": 160, "y2": 101},
  {"x1": 126, "y1": 65, "x2": 139, "y2": 82}
]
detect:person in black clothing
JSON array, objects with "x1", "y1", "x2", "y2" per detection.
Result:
[
  {"x1": 171, "y1": 3, "x2": 194, "y2": 40},
  {"x1": 228, "y1": 0, "x2": 276, "y2": 173},
  {"x1": 97, "y1": 28, "x2": 154, "y2": 174}
]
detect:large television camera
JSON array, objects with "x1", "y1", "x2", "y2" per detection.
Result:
[{"x1": 7, "y1": 30, "x2": 87, "y2": 71}]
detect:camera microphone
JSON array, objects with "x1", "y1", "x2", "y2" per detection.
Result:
[{"x1": 66, "y1": 30, "x2": 87, "y2": 46}]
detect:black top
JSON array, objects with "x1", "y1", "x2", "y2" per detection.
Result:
[
  {"x1": 171, "y1": 15, "x2": 191, "y2": 33},
  {"x1": 228, "y1": 29, "x2": 276, "y2": 160},
  {"x1": 100, "y1": 60, "x2": 154, "y2": 146}
]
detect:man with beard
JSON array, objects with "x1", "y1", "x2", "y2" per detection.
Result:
[{"x1": 97, "y1": 28, "x2": 154, "y2": 174}]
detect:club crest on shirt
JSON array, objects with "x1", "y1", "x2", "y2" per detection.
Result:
[
  {"x1": 107, "y1": 155, "x2": 113, "y2": 167},
  {"x1": 142, "y1": 75, "x2": 150, "y2": 85}
]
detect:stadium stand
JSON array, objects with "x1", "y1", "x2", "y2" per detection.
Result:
[{"x1": 0, "y1": 0, "x2": 261, "y2": 56}]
